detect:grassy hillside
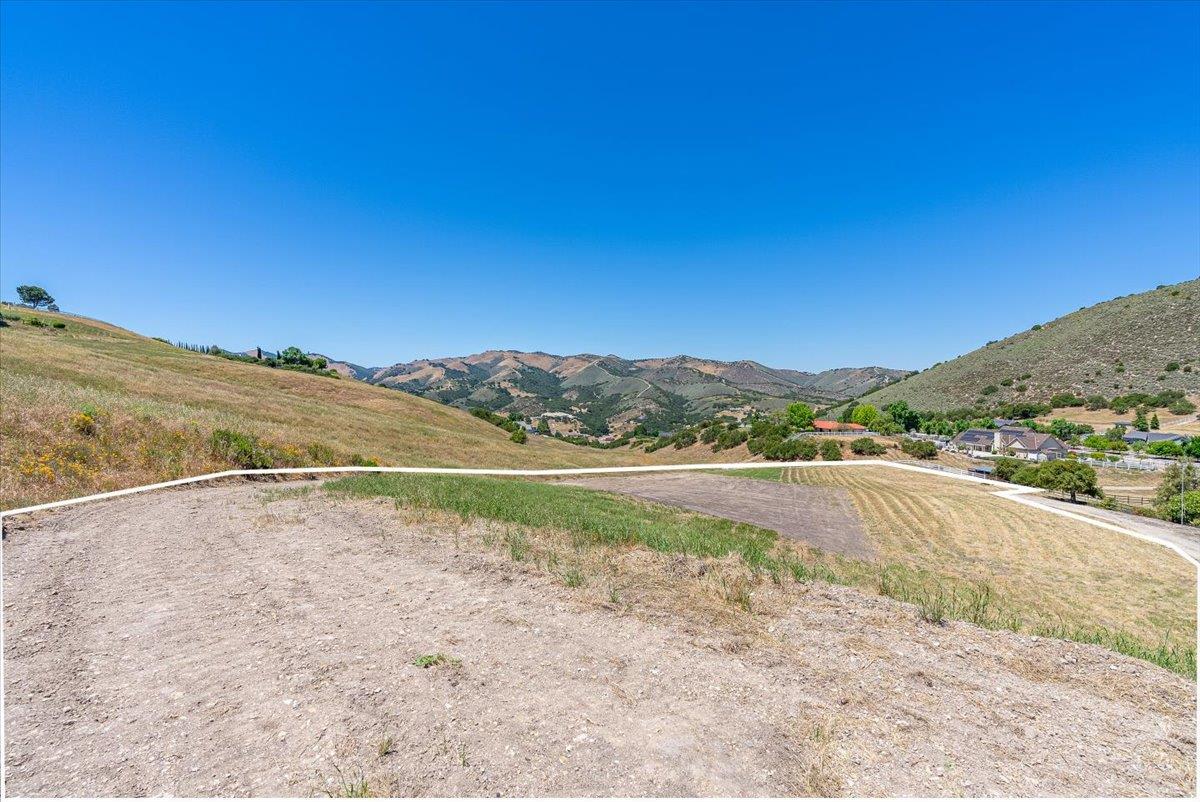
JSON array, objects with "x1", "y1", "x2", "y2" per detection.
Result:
[
  {"x1": 853, "y1": 278, "x2": 1200, "y2": 412},
  {"x1": 0, "y1": 305, "x2": 654, "y2": 509}
]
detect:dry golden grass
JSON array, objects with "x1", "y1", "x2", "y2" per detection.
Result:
[
  {"x1": 1091, "y1": 466, "x2": 1163, "y2": 496},
  {"x1": 0, "y1": 305, "x2": 662, "y2": 508},
  {"x1": 784, "y1": 465, "x2": 1196, "y2": 648},
  {"x1": 1035, "y1": 400, "x2": 1200, "y2": 435}
]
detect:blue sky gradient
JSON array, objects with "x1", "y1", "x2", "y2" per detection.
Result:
[{"x1": 2, "y1": 1, "x2": 1197, "y2": 370}]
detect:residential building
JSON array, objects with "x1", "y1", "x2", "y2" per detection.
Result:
[
  {"x1": 951, "y1": 425, "x2": 1068, "y2": 460},
  {"x1": 1122, "y1": 430, "x2": 1187, "y2": 445}
]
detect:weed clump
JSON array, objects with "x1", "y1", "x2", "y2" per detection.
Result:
[
  {"x1": 71, "y1": 412, "x2": 97, "y2": 436},
  {"x1": 413, "y1": 653, "x2": 460, "y2": 669}
]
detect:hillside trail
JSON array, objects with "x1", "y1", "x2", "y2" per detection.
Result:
[{"x1": 3, "y1": 482, "x2": 1195, "y2": 796}]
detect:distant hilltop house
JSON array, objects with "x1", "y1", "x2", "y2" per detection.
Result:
[
  {"x1": 1122, "y1": 430, "x2": 1187, "y2": 445},
  {"x1": 812, "y1": 420, "x2": 867, "y2": 432},
  {"x1": 952, "y1": 426, "x2": 1068, "y2": 461}
]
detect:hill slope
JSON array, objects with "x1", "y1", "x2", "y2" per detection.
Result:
[
  {"x1": 364, "y1": 350, "x2": 906, "y2": 434},
  {"x1": 0, "y1": 306, "x2": 651, "y2": 509},
  {"x1": 853, "y1": 278, "x2": 1200, "y2": 412}
]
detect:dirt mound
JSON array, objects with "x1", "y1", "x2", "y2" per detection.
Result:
[{"x1": 3, "y1": 484, "x2": 1194, "y2": 796}]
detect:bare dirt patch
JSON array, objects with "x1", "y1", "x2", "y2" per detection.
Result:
[
  {"x1": 3, "y1": 483, "x2": 1195, "y2": 797},
  {"x1": 560, "y1": 472, "x2": 874, "y2": 560}
]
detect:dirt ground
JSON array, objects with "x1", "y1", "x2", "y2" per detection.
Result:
[
  {"x1": 3, "y1": 483, "x2": 1196, "y2": 797},
  {"x1": 559, "y1": 473, "x2": 874, "y2": 560}
]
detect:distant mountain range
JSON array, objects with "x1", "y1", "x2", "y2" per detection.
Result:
[{"x1": 280, "y1": 350, "x2": 908, "y2": 435}]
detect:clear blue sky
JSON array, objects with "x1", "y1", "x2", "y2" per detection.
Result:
[{"x1": 2, "y1": 1, "x2": 1197, "y2": 370}]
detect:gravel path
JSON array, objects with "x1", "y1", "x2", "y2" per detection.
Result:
[
  {"x1": 560, "y1": 473, "x2": 875, "y2": 560},
  {"x1": 2, "y1": 483, "x2": 1195, "y2": 796}
]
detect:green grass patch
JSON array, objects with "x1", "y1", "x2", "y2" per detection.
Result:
[
  {"x1": 325, "y1": 473, "x2": 785, "y2": 567},
  {"x1": 413, "y1": 652, "x2": 461, "y2": 669}
]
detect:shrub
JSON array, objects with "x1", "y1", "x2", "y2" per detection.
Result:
[
  {"x1": 51, "y1": 321, "x2": 66, "y2": 329},
  {"x1": 981, "y1": 385, "x2": 998, "y2": 395},
  {"x1": 747, "y1": 434, "x2": 783, "y2": 456},
  {"x1": 992, "y1": 457, "x2": 1023, "y2": 482},
  {"x1": 1082, "y1": 434, "x2": 1125, "y2": 452},
  {"x1": 759, "y1": 438, "x2": 819, "y2": 461},
  {"x1": 26, "y1": 316, "x2": 46, "y2": 327},
  {"x1": 819, "y1": 439, "x2": 842, "y2": 461},
  {"x1": 1000, "y1": 378, "x2": 1013, "y2": 387},
  {"x1": 1160, "y1": 491, "x2": 1200, "y2": 526},
  {"x1": 210, "y1": 429, "x2": 275, "y2": 469},
  {"x1": 1146, "y1": 440, "x2": 1183, "y2": 458},
  {"x1": 1168, "y1": 399, "x2": 1196, "y2": 415},
  {"x1": 306, "y1": 442, "x2": 337, "y2": 464},
  {"x1": 899, "y1": 438, "x2": 938, "y2": 459},
  {"x1": 71, "y1": 412, "x2": 97, "y2": 436},
  {"x1": 510, "y1": 429, "x2": 527, "y2": 445},
  {"x1": 793, "y1": 439, "x2": 820, "y2": 461},
  {"x1": 713, "y1": 428, "x2": 748, "y2": 452},
  {"x1": 850, "y1": 437, "x2": 886, "y2": 456},
  {"x1": 349, "y1": 453, "x2": 379, "y2": 466},
  {"x1": 1048, "y1": 392, "x2": 1084, "y2": 408},
  {"x1": 672, "y1": 431, "x2": 696, "y2": 449},
  {"x1": 1165, "y1": 361, "x2": 1180, "y2": 372}
]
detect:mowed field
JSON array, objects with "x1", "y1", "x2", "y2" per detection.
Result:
[
  {"x1": 768, "y1": 465, "x2": 1196, "y2": 656},
  {"x1": 0, "y1": 306, "x2": 666, "y2": 508}
]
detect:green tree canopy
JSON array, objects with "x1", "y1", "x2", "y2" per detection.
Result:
[
  {"x1": 16, "y1": 285, "x2": 54, "y2": 309},
  {"x1": 278, "y1": 346, "x2": 307, "y2": 365},
  {"x1": 1161, "y1": 491, "x2": 1200, "y2": 526},
  {"x1": 1036, "y1": 460, "x2": 1100, "y2": 502},
  {"x1": 884, "y1": 401, "x2": 919, "y2": 432},
  {"x1": 785, "y1": 402, "x2": 815, "y2": 430},
  {"x1": 850, "y1": 403, "x2": 880, "y2": 429}
]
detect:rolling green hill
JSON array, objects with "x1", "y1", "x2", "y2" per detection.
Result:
[{"x1": 850, "y1": 278, "x2": 1200, "y2": 413}]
